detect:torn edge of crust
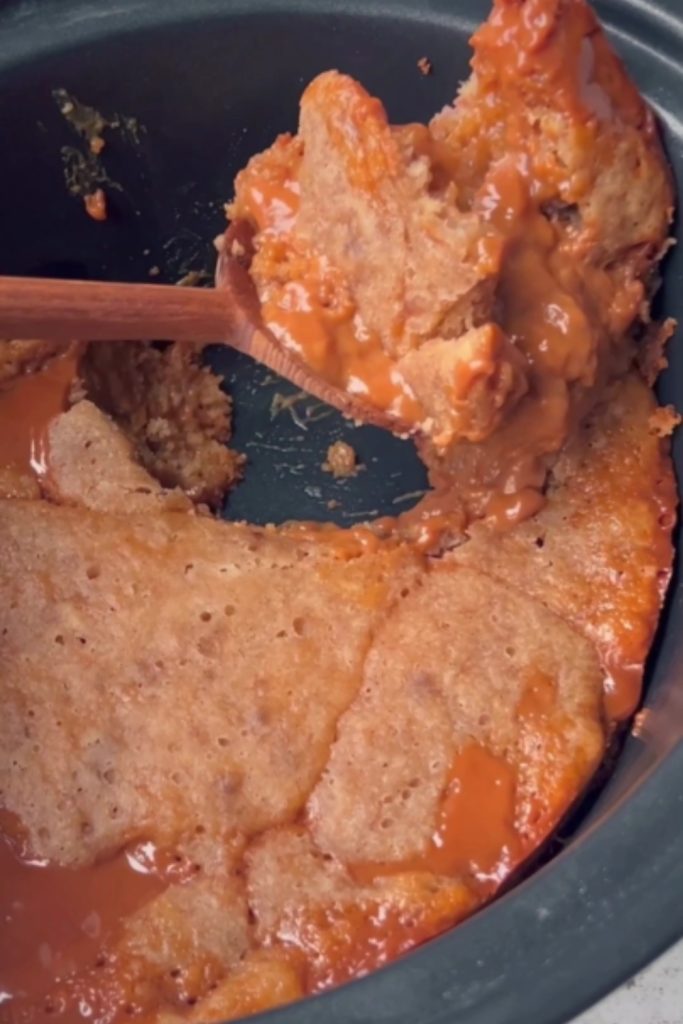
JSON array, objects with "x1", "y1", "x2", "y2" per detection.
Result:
[
  {"x1": 648, "y1": 404, "x2": 681, "y2": 438},
  {"x1": 638, "y1": 316, "x2": 677, "y2": 386},
  {"x1": 78, "y1": 342, "x2": 244, "y2": 508},
  {"x1": 0, "y1": 339, "x2": 243, "y2": 510}
]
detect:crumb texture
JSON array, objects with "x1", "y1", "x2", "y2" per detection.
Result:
[{"x1": 81, "y1": 342, "x2": 243, "y2": 506}]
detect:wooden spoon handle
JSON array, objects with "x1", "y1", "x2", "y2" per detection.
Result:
[{"x1": 0, "y1": 276, "x2": 239, "y2": 343}]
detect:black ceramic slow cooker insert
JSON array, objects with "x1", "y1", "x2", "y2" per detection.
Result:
[{"x1": 0, "y1": 1, "x2": 681, "y2": 1022}]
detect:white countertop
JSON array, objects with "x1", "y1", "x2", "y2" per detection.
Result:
[{"x1": 575, "y1": 938, "x2": 683, "y2": 1024}]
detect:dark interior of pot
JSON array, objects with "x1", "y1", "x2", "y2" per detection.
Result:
[{"x1": 0, "y1": 1, "x2": 681, "y2": 1022}]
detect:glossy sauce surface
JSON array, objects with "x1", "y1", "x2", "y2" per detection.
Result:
[
  {"x1": 230, "y1": 0, "x2": 662, "y2": 532},
  {"x1": 0, "y1": 834, "x2": 166, "y2": 1014},
  {"x1": 254, "y1": 747, "x2": 525, "y2": 995},
  {"x1": 235, "y1": 156, "x2": 423, "y2": 425},
  {"x1": 419, "y1": 152, "x2": 640, "y2": 529},
  {"x1": 350, "y1": 746, "x2": 524, "y2": 892},
  {"x1": 0, "y1": 349, "x2": 78, "y2": 493}
]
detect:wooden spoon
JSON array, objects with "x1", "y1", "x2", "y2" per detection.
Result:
[
  {"x1": 0, "y1": 227, "x2": 410, "y2": 432},
  {"x1": 0, "y1": 273, "x2": 248, "y2": 345}
]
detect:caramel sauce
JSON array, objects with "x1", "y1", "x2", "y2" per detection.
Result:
[
  {"x1": 234, "y1": 155, "x2": 424, "y2": 426},
  {"x1": 272, "y1": 746, "x2": 521, "y2": 993},
  {"x1": 417, "y1": 148, "x2": 643, "y2": 533},
  {"x1": 0, "y1": 348, "x2": 78, "y2": 483},
  {"x1": 230, "y1": 0, "x2": 662, "y2": 535},
  {"x1": 233, "y1": 139, "x2": 637, "y2": 533},
  {"x1": 0, "y1": 829, "x2": 186, "y2": 1023},
  {"x1": 513, "y1": 671, "x2": 595, "y2": 840},
  {"x1": 420, "y1": 746, "x2": 523, "y2": 886},
  {"x1": 269, "y1": 879, "x2": 474, "y2": 995},
  {"x1": 350, "y1": 745, "x2": 524, "y2": 895},
  {"x1": 471, "y1": 0, "x2": 644, "y2": 131},
  {"x1": 603, "y1": 664, "x2": 642, "y2": 724},
  {"x1": 280, "y1": 519, "x2": 394, "y2": 559}
]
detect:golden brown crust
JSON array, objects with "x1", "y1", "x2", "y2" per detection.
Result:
[
  {"x1": 0, "y1": 487, "x2": 422, "y2": 866},
  {"x1": 45, "y1": 400, "x2": 194, "y2": 514},
  {"x1": 0, "y1": 413, "x2": 608, "y2": 1017},
  {"x1": 246, "y1": 826, "x2": 476, "y2": 992},
  {"x1": 455, "y1": 372, "x2": 676, "y2": 720},
  {"x1": 309, "y1": 563, "x2": 604, "y2": 865}
]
